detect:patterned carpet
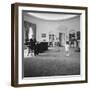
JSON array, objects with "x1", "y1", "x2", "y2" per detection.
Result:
[{"x1": 24, "y1": 47, "x2": 80, "y2": 77}]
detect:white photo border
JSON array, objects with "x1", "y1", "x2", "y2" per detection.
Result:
[{"x1": 17, "y1": 5, "x2": 87, "y2": 85}]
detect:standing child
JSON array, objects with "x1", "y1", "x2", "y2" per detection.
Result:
[{"x1": 65, "y1": 41, "x2": 70, "y2": 56}]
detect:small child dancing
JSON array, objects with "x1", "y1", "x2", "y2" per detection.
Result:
[{"x1": 65, "y1": 41, "x2": 70, "y2": 56}]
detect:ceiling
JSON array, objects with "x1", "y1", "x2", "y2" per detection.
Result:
[{"x1": 27, "y1": 12, "x2": 79, "y2": 21}]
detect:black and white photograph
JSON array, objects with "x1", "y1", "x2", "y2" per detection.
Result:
[
  {"x1": 23, "y1": 11, "x2": 80, "y2": 77},
  {"x1": 11, "y1": 3, "x2": 88, "y2": 87}
]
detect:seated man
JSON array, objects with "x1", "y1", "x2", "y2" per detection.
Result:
[
  {"x1": 34, "y1": 42, "x2": 39, "y2": 56},
  {"x1": 28, "y1": 38, "x2": 36, "y2": 57}
]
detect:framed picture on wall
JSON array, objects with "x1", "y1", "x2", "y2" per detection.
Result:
[
  {"x1": 11, "y1": 3, "x2": 88, "y2": 87},
  {"x1": 42, "y1": 33, "x2": 46, "y2": 38}
]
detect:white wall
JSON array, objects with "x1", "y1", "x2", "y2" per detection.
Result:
[
  {"x1": 0, "y1": 0, "x2": 89, "y2": 90},
  {"x1": 24, "y1": 14, "x2": 80, "y2": 42}
]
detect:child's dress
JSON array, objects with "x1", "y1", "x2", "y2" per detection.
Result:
[
  {"x1": 65, "y1": 44, "x2": 69, "y2": 52},
  {"x1": 65, "y1": 44, "x2": 69, "y2": 56}
]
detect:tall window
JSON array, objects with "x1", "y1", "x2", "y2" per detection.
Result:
[
  {"x1": 49, "y1": 34, "x2": 54, "y2": 41},
  {"x1": 77, "y1": 31, "x2": 80, "y2": 40}
]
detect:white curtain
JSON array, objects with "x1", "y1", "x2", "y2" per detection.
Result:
[{"x1": 28, "y1": 27, "x2": 33, "y2": 39}]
